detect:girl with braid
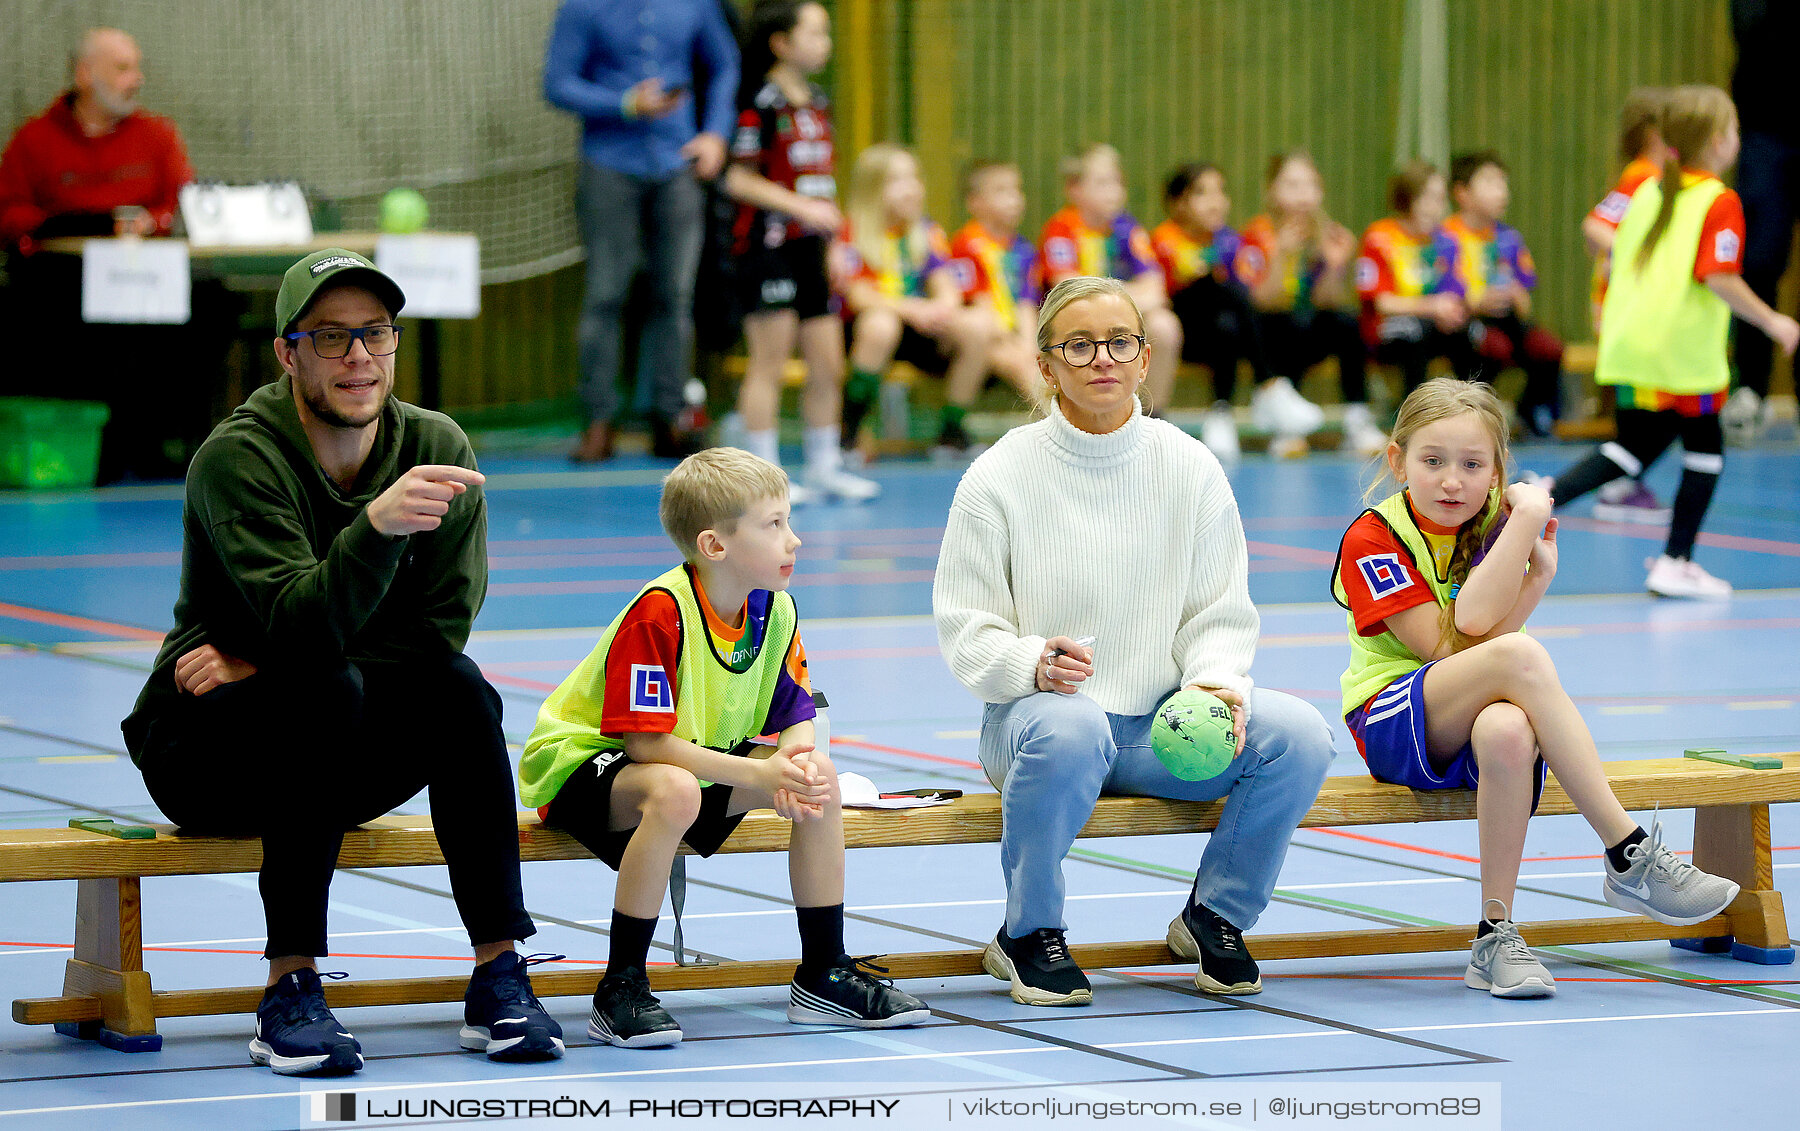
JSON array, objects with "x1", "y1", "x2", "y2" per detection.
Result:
[{"x1": 1332, "y1": 377, "x2": 1740, "y2": 1000}]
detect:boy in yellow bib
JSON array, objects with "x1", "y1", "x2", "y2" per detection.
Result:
[{"x1": 520, "y1": 448, "x2": 929, "y2": 1047}]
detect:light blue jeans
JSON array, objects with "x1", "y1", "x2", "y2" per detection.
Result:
[{"x1": 979, "y1": 687, "x2": 1334, "y2": 935}]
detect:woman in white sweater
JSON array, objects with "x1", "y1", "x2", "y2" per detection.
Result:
[{"x1": 934, "y1": 276, "x2": 1334, "y2": 1007}]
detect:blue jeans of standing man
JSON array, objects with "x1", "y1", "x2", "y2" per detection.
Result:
[
  {"x1": 979, "y1": 687, "x2": 1334, "y2": 936},
  {"x1": 575, "y1": 163, "x2": 705, "y2": 425}
]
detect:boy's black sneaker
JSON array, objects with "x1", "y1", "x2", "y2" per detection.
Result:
[
  {"x1": 1167, "y1": 902, "x2": 1262, "y2": 994},
  {"x1": 249, "y1": 969, "x2": 363, "y2": 1076},
  {"x1": 787, "y1": 955, "x2": 932, "y2": 1027},
  {"x1": 589, "y1": 967, "x2": 683, "y2": 1048},
  {"x1": 460, "y1": 951, "x2": 566, "y2": 1061},
  {"x1": 981, "y1": 927, "x2": 1093, "y2": 1006}
]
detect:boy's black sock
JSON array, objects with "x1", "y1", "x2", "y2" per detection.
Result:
[
  {"x1": 1606, "y1": 827, "x2": 1648, "y2": 873},
  {"x1": 795, "y1": 903, "x2": 846, "y2": 979},
  {"x1": 604, "y1": 909, "x2": 658, "y2": 978},
  {"x1": 1476, "y1": 918, "x2": 1502, "y2": 939}
]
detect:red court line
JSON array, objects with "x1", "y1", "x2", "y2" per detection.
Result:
[
  {"x1": 831, "y1": 737, "x2": 983, "y2": 770},
  {"x1": 1309, "y1": 826, "x2": 1800, "y2": 864},
  {"x1": 0, "y1": 601, "x2": 165, "y2": 642},
  {"x1": 0, "y1": 551, "x2": 182, "y2": 571},
  {"x1": 1558, "y1": 516, "x2": 1800, "y2": 557},
  {"x1": 1245, "y1": 540, "x2": 1338, "y2": 565},
  {"x1": 488, "y1": 528, "x2": 949, "y2": 553},
  {"x1": 489, "y1": 569, "x2": 937, "y2": 597},
  {"x1": 484, "y1": 671, "x2": 559, "y2": 693}
]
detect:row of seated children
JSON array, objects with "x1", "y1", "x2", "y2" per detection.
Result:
[
  {"x1": 719, "y1": 1, "x2": 1574, "y2": 483},
  {"x1": 828, "y1": 141, "x2": 1571, "y2": 468}
]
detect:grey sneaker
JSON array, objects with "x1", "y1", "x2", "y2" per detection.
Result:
[
  {"x1": 1464, "y1": 900, "x2": 1555, "y2": 999},
  {"x1": 1603, "y1": 814, "x2": 1741, "y2": 926}
]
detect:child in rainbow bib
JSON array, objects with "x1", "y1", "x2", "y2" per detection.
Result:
[
  {"x1": 1152, "y1": 162, "x2": 1271, "y2": 462},
  {"x1": 948, "y1": 160, "x2": 1045, "y2": 444},
  {"x1": 1546, "y1": 85, "x2": 1799, "y2": 599},
  {"x1": 1038, "y1": 144, "x2": 1184, "y2": 413},
  {"x1": 839, "y1": 143, "x2": 1001, "y2": 456},
  {"x1": 1439, "y1": 151, "x2": 1564, "y2": 437},
  {"x1": 1355, "y1": 161, "x2": 1473, "y2": 407},
  {"x1": 520, "y1": 447, "x2": 930, "y2": 1048},
  {"x1": 1333, "y1": 378, "x2": 1742, "y2": 999},
  {"x1": 1235, "y1": 151, "x2": 1369, "y2": 457}
]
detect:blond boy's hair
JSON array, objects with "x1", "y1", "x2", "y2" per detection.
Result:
[
  {"x1": 1060, "y1": 143, "x2": 1121, "y2": 185},
  {"x1": 660, "y1": 447, "x2": 790, "y2": 560}
]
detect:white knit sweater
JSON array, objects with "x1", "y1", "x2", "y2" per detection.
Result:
[{"x1": 933, "y1": 397, "x2": 1259, "y2": 717}]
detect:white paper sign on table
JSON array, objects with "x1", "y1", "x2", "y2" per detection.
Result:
[
  {"x1": 376, "y1": 234, "x2": 481, "y2": 319},
  {"x1": 81, "y1": 238, "x2": 191, "y2": 324}
]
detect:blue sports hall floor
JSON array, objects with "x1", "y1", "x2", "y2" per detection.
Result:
[{"x1": 2, "y1": 429, "x2": 1797, "y2": 1129}]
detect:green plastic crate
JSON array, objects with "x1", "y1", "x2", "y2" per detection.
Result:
[{"x1": 0, "y1": 398, "x2": 110, "y2": 489}]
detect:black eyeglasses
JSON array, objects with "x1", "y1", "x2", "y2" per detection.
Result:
[
  {"x1": 1043, "y1": 334, "x2": 1145, "y2": 367},
  {"x1": 284, "y1": 324, "x2": 402, "y2": 359}
]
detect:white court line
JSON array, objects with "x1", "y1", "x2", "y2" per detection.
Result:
[
  {"x1": 1386, "y1": 1007, "x2": 1796, "y2": 1035},
  {"x1": 6, "y1": 1006, "x2": 1796, "y2": 1118}
]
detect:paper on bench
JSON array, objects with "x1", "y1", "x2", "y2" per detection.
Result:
[{"x1": 838, "y1": 772, "x2": 953, "y2": 809}]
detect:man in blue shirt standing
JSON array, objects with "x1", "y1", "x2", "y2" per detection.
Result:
[{"x1": 545, "y1": 0, "x2": 739, "y2": 461}]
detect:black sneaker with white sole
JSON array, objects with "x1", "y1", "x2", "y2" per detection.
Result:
[
  {"x1": 981, "y1": 927, "x2": 1093, "y2": 1006},
  {"x1": 249, "y1": 969, "x2": 363, "y2": 1076},
  {"x1": 589, "y1": 967, "x2": 683, "y2": 1048},
  {"x1": 1167, "y1": 902, "x2": 1261, "y2": 994},
  {"x1": 787, "y1": 955, "x2": 931, "y2": 1027},
  {"x1": 460, "y1": 951, "x2": 566, "y2": 1061}
]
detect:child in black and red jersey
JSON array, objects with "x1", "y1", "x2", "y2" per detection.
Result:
[{"x1": 722, "y1": 1, "x2": 878, "y2": 504}]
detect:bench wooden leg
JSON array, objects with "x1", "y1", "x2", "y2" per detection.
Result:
[
  {"x1": 1674, "y1": 803, "x2": 1795, "y2": 965},
  {"x1": 54, "y1": 877, "x2": 162, "y2": 1051}
]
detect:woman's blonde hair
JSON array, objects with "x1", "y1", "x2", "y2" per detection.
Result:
[
  {"x1": 846, "y1": 142, "x2": 929, "y2": 282},
  {"x1": 1370, "y1": 377, "x2": 1511, "y2": 656},
  {"x1": 1636, "y1": 85, "x2": 1737, "y2": 272},
  {"x1": 1034, "y1": 276, "x2": 1150, "y2": 412}
]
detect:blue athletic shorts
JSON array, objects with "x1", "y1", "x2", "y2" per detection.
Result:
[{"x1": 1346, "y1": 660, "x2": 1547, "y2": 811}]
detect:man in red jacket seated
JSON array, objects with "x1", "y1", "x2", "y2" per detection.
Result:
[
  {"x1": 0, "y1": 27, "x2": 221, "y2": 481},
  {"x1": 0, "y1": 27, "x2": 192, "y2": 248}
]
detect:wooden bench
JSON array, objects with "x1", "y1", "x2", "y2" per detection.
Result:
[{"x1": 8, "y1": 754, "x2": 1796, "y2": 1052}]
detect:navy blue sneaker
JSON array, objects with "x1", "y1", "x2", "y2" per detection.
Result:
[
  {"x1": 460, "y1": 952, "x2": 566, "y2": 1061},
  {"x1": 249, "y1": 969, "x2": 363, "y2": 1076}
]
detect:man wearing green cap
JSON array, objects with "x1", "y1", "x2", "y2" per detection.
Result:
[{"x1": 121, "y1": 248, "x2": 564, "y2": 1076}]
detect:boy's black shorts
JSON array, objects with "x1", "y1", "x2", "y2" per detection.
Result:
[
  {"x1": 544, "y1": 740, "x2": 759, "y2": 869},
  {"x1": 739, "y1": 234, "x2": 835, "y2": 321}
]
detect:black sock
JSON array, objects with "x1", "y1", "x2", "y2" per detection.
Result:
[
  {"x1": 1550, "y1": 449, "x2": 1630, "y2": 507},
  {"x1": 1476, "y1": 918, "x2": 1502, "y2": 939},
  {"x1": 1606, "y1": 827, "x2": 1648, "y2": 873},
  {"x1": 795, "y1": 903, "x2": 846, "y2": 978},
  {"x1": 604, "y1": 909, "x2": 657, "y2": 977},
  {"x1": 1665, "y1": 466, "x2": 1721, "y2": 561}
]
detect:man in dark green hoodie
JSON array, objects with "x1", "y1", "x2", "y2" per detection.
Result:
[{"x1": 121, "y1": 249, "x2": 563, "y2": 1075}]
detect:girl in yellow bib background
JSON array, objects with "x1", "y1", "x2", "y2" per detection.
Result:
[{"x1": 1543, "y1": 85, "x2": 1799, "y2": 600}]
